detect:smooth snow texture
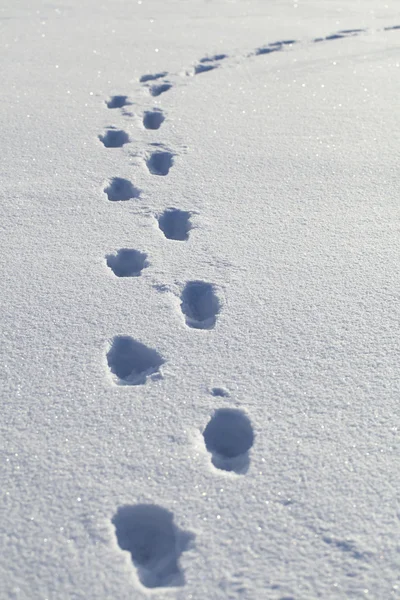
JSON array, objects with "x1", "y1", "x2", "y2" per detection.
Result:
[{"x1": 1, "y1": 1, "x2": 400, "y2": 599}]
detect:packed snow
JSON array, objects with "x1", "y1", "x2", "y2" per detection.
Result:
[{"x1": 1, "y1": 1, "x2": 400, "y2": 598}]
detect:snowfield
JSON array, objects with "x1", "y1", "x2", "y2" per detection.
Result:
[{"x1": 1, "y1": 1, "x2": 400, "y2": 598}]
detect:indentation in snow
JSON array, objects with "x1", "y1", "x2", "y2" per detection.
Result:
[
  {"x1": 194, "y1": 63, "x2": 217, "y2": 75},
  {"x1": 106, "y1": 249, "x2": 149, "y2": 277},
  {"x1": 106, "y1": 95, "x2": 131, "y2": 109},
  {"x1": 180, "y1": 281, "x2": 220, "y2": 330},
  {"x1": 146, "y1": 151, "x2": 174, "y2": 176},
  {"x1": 112, "y1": 504, "x2": 194, "y2": 589},
  {"x1": 211, "y1": 387, "x2": 230, "y2": 398},
  {"x1": 203, "y1": 409, "x2": 254, "y2": 474},
  {"x1": 158, "y1": 208, "x2": 192, "y2": 241},
  {"x1": 143, "y1": 109, "x2": 165, "y2": 130},
  {"x1": 104, "y1": 178, "x2": 140, "y2": 202},
  {"x1": 99, "y1": 128, "x2": 130, "y2": 148},
  {"x1": 140, "y1": 72, "x2": 168, "y2": 83},
  {"x1": 149, "y1": 82, "x2": 172, "y2": 97},
  {"x1": 106, "y1": 336, "x2": 164, "y2": 385}
]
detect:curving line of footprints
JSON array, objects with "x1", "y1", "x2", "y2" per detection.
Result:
[{"x1": 98, "y1": 23, "x2": 400, "y2": 591}]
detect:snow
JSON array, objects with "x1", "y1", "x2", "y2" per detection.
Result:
[{"x1": 1, "y1": 1, "x2": 400, "y2": 598}]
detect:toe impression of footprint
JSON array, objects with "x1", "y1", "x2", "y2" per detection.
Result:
[
  {"x1": 112, "y1": 504, "x2": 194, "y2": 589},
  {"x1": 203, "y1": 408, "x2": 254, "y2": 474}
]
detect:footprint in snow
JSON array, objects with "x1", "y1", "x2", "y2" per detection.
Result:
[
  {"x1": 194, "y1": 63, "x2": 218, "y2": 75},
  {"x1": 192, "y1": 53, "x2": 227, "y2": 75},
  {"x1": 146, "y1": 150, "x2": 174, "y2": 176},
  {"x1": 140, "y1": 71, "x2": 168, "y2": 83},
  {"x1": 106, "y1": 249, "x2": 149, "y2": 277},
  {"x1": 106, "y1": 335, "x2": 164, "y2": 385},
  {"x1": 314, "y1": 29, "x2": 366, "y2": 42},
  {"x1": 203, "y1": 408, "x2": 254, "y2": 474},
  {"x1": 211, "y1": 387, "x2": 230, "y2": 398},
  {"x1": 254, "y1": 39, "x2": 296, "y2": 56},
  {"x1": 106, "y1": 95, "x2": 131, "y2": 109},
  {"x1": 104, "y1": 177, "x2": 140, "y2": 202},
  {"x1": 148, "y1": 82, "x2": 173, "y2": 97},
  {"x1": 143, "y1": 109, "x2": 165, "y2": 130},
  {"x1": 180, "y1": 281, "x2": 221, "y2": 330},
  {"x1": 157, "y1": 208, "x2": 192, "y2": 241},
  {"x1": 112, "y1": 504, "x2": 194, "y2": 589},
  {"x1": 338, "y1": 28, "x2": 366, "y2": 34},
  {"x1": 99, "y1": 127, "x2": 130, "y2": 148},
  {"x1": 199, "y1": 54, "x2": 227, "y2": 62}
]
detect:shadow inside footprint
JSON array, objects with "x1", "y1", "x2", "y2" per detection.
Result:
[
  {"x1": 99, "y1": 128, "x2": 130, "y2": 148},
  {"x1": 203, "y1": 409, "x2": 254, "y2": 474},
  {"x1": 158, "y1": 208, "x2": 192, "y2": 241},
  {"x1": 180, "y1": 281, "x2": 220, "y2": 330},
  {"x1": 107, "y1": 336, "x2": 164, "y2": 385},
  {"x1": 106, "y1": 95, "x2": 131, "y2": 109},
  {"x1": 104, "y1": 178, "x2": 140, "y2": 201},
  {"x1": 112, "y1": 504, "x2": 194, "y2": 589},
  {"x1": 143, "y1": 109, "x2": 165, "y2": 130},
  {"x1": 106, "y1": 249, "x2": 149, "y2": 277},
  {"x1": 146, "y1": 151, "x2": 174, "y2": 176}
]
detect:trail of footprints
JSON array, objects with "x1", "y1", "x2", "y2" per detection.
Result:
[
  {"x1": 101, "y1": 52, "x2": 231, "y2": 591},
  {"x1": 97, "y1": 23, "x2": 399, "y2": 591}
]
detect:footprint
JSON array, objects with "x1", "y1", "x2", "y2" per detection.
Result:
[
  {"x1": 99, "y1": 127, "x2": 130, "y2": 148},
  {"x1": 180, "y1": 281, "x2": 220, "y2": 330},
  {"x1": 254, "y1": 40, "x2": 295, "y2": 56},
  {"x1": 106, "y1": 95, "x2": 131, "y2": 109},
  {"x1": 106, "y1": 249, "x2": 149, "y2": 277},
  {"x1": 140, "y1": 71, "x2": 168, "y2": 83},
  {"x1": 104, "y1": 177, "x2": 140, "y2": 201},
  {"x1": 254, "y1": 45, "x2": 280, "y2": 56},
  {"x1": 106, "y1": 336, "x2": 164, "y2": 385},
  {"x1": 194, "y1": 63, "x2": 218, "y2": 75},
  {"x1": 143, "y1": 109, "x2": 165, "y2": 130},
  {"x1": 146, "y1": 151, "x2": 174, "y2": 176},
  {"x1": 324, "y1": 33, "x2": 345, "y2": 41},
  {"x1": 211, "y1": 387, "x2": 230, "y2": 398},
  {"x1": 158, "y1": 208, "x2": 192, "y2": 241},
  {"x1": 149, "y1": 82, "x2": 172, "y2": 97},
  {"x1": 112, "y1": 504, "x2": 194, "y2": 589},
  {"x1": 315, "y1": 32, "x2": 356, "y2": 42},
  {"x1": 203, "y1": 409, "x2": 254, "y2": 474},
  {"x1": 322, "y1": 536, "x2": 366, "y2": 560},
  {"x1": 269, "y1": 39, "x2": 296, "y2": 46},
  {"x1": 199, "y1": 54, "x2": 227, "y2": 63},
  {"x1": 338, "y1": 28, "x2": 365, "y2": 34}
]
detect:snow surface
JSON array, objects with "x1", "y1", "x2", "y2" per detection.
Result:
[{"x1": 1, "y1": 1, "x2": 400, "y2": 598}]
